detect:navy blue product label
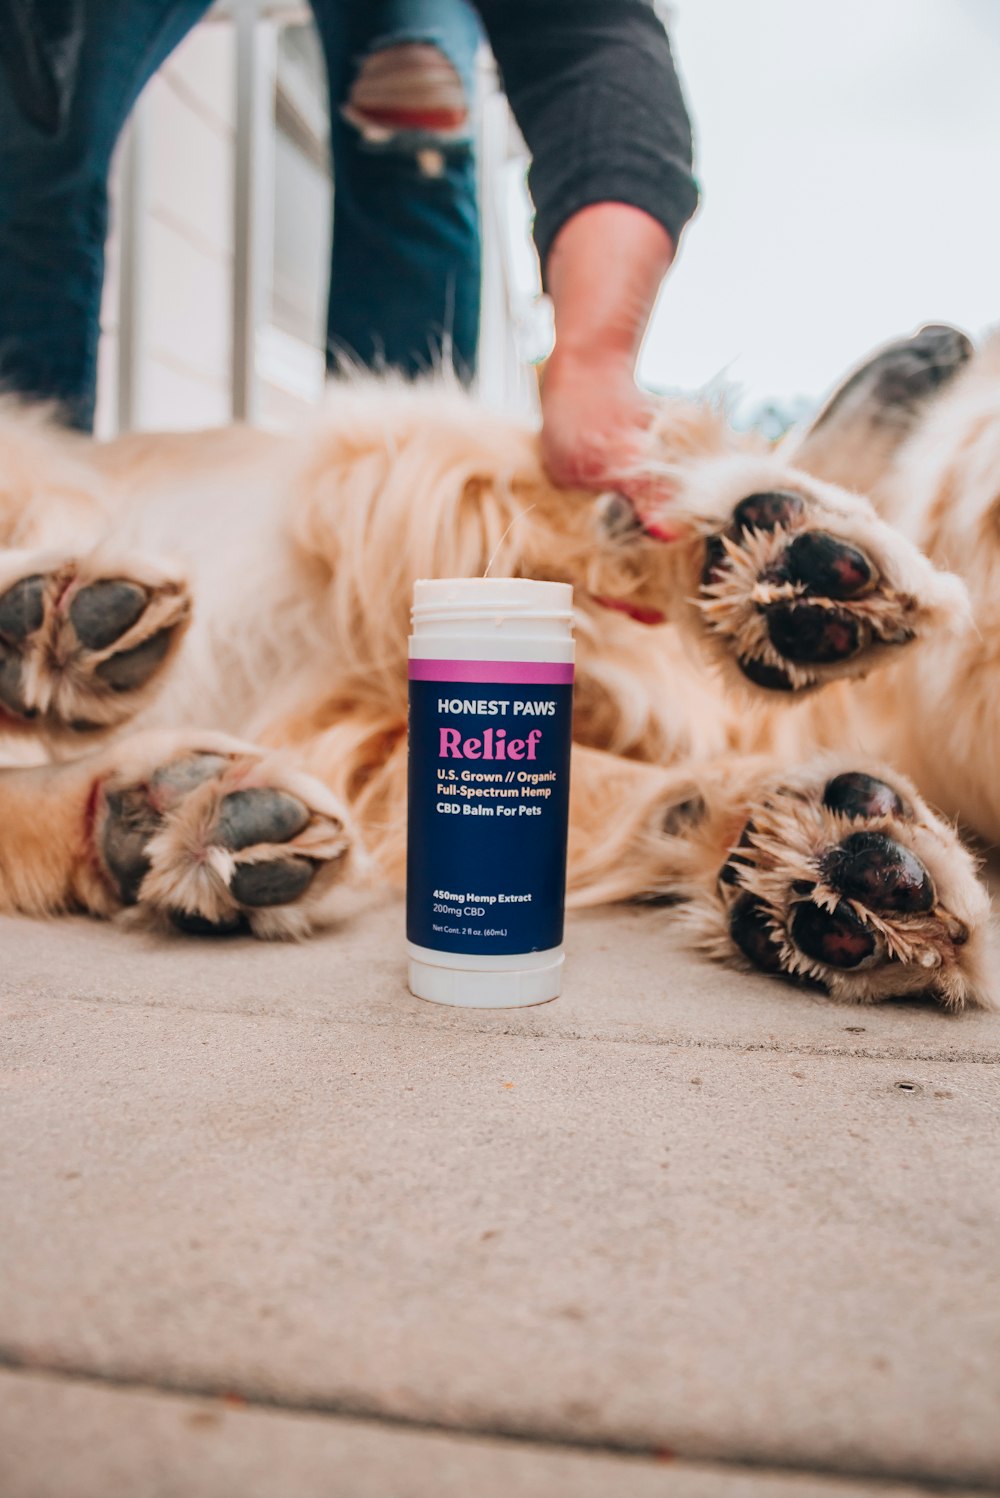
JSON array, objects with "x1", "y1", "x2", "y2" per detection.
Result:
[{"x1": 406, "y1": 672, "x2": 574, "y2": 956}]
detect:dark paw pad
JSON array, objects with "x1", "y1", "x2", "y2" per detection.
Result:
[
  {"x1": 737, "y1": 656, "x2": 795, "y2": 691},
  {"x1": 822, "y1": 831, "x2": 934, "y2": 913},
  {"x1": 913, "y1": 324, "x2": 973, "y2": 374},
  {"x1": 822, "y1": 772, "x2": 910, "y2": 821},
  {"x1": 95, "y1": 629, "x2": 173, "y2": 692},
  {"x1": 70, "y1": 580, "x2": 148, "y2": 650},
  {"x1": 730, "y1": 893, "x2": 784, "y2": 972},
  {"x1": 102, "y1": 786, "x2": 160, "y2": 903},
  {"x1": 789, "y1": 901, "x2": 880, "y2": 969},
  {"x1": 784, "y1": 532, "x2": 875, "y2": 600},
  {"x1": 215, "y1": 788, "x2": 311, "y2": 851},
  {"x1": 874, "y1": 325, "x2": 973, "y2": 406},
  {"x1": 733, "y1": 491, "x2": 805, "y2": 533},
  {"x1": 231, "y1": 856, "x2": 316, "y2": 907},
  {"x1": 0, "y1": 575, "x2": 45, "y2": 640},
  {"x1": 0, "y1": 648, "x2": 32, "y2": 716},
  {"x1": 766, "y1": 602, "x2": 865, "y2": 664}
]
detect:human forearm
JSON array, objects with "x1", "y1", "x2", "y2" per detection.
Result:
[
  {"x1": 546, "y1": 203, "x2": 675, "y2": 370},
  {"x1": 539, "y1": 205, "x2": 676, "y2": 509},
  {"x1": 476, "y1": 0, "x2": 694, "y2": 524}
]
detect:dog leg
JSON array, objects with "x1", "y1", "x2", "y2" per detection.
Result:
[
  {"x1": 0, "y1": 754, "x2": 113, "y2": 917},
  {"x1": 785, "y1": 323, "x2": 973, "y2": 497},
  {"x1": 0, "y1": 547, "x2": 191, "y2": 744},
  {"x1": 848, "y1": 332, "x2": 1000, "y2": 841},
  {"x1": 0, "y1": 730, "x2": 359, "y2": 936}
]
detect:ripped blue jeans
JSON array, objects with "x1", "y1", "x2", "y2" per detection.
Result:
[{"x1": 0, "y1": 0, "x2": 482, "y2": 430}]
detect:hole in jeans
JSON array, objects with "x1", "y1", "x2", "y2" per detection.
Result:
[{"x1": 343, "y1": 43, "x2": 469, "y2": 175}]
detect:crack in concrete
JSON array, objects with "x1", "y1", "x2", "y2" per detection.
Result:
[
  {"x1": 27, "y1": 990, "x2": 1000, "y2": 1067},
  {"x1": 0, "y1": 1354, "x2": 994, "y2": 1495}
]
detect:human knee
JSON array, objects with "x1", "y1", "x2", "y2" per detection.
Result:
[{"x1": 342, "y1": 42, "x2": 471, "y2": 178}]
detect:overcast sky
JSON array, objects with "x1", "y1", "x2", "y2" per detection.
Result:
[{"x1": 636, "y1": 0, "x2": 1000, "y2": 411}]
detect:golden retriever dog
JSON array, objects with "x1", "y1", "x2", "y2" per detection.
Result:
[{"x1": 0, "y1": 323, "x2": 996, "y2": 1009}]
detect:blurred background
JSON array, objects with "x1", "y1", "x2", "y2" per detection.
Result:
[{"x1": 94, "y1": 0, "x2": 1000, "y2": 439}]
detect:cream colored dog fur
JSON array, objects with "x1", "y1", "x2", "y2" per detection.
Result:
[{"x1": 0, "y1": 324, "x2": 996, "y2": 1009}]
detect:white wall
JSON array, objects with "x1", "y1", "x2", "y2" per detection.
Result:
[{"x1": 96, "y1": 21, "x2": 236, "y2": 437}]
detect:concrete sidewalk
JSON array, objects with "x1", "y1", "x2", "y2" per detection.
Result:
[{"x1": 2, "y1": 902, "x2": 999, "y2": 1496}]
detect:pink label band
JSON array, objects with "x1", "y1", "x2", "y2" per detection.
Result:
[{"x1": 409, "y1": 658, "x2": 575, "y2": 685}]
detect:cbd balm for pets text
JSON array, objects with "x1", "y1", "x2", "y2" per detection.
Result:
[{"x1": 406, "y1": 578, "x2": 575, "y2": 1007}]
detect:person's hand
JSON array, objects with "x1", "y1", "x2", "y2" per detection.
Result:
[
  {"x1": 540, "y1": 347, "x2": 678, "y2": 542},
  {"x1": 539, "y1": 203, "x2": 679, "y2": 541}
]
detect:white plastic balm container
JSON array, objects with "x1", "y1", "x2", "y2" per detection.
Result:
[{"x1": 406, "y1": 578, "x2": 575, "y2": 1007}]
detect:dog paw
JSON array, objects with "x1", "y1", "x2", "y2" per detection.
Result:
[
  {"x1": 810, "y1": 324, "x2": 973, "y2": 436},
  {"x1": 94, "y1": 737, "x2": 357, "y2": 938},
  {"x1": 696, "y1": 480, "x2": 968, "y2": 694},
  {"x1": 714, "y1": 763, "x2": 992, "y2": 1009},
  {"x1": 0, "y1": 556, "x2": 191, "y2": 735},
  {"x1": 864, "y1": 324, "x2": 973, "y2": 412}
]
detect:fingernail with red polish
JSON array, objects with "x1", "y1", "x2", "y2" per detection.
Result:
[{"x1": 640, "y1": 520, "x2": 681, "y2": 544}]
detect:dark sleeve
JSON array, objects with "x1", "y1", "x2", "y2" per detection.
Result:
[{"x1": 474, "y1": 0, "x2": 699, "y2": 275}]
